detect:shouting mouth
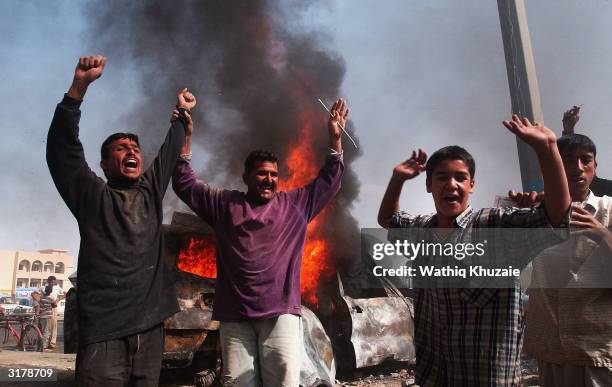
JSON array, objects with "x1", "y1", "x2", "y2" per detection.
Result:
[
  {"x1": 443, "y1": 193, "x2": 461, "y2": 205},
  {"x1": 123, "y1": 157, "x2": 139, "y2": 173}
]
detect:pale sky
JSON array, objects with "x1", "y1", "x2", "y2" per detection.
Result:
[{"x1": 1, "y1": 1, "x2": 611, "y2": 258}]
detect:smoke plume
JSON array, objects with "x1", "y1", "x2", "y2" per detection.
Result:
[{"x1": 89, "y1": 0, "x2": 362, "y2": 287}]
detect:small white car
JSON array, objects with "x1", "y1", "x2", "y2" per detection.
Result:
[{"x1": 0, "y1": 296, "x2": 33, "y2": 315}]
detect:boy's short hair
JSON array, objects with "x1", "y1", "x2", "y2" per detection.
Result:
[
  {"x1": 557, "y1": 134, "x2": 597, "y2": 158},
  {"x1": 100, "y1": 133, "x2": 140, "y2": 160},
  {"x1": 425, "y1": 145, "x2": 476, "y2": 181},
  {"x1": 244, "y1": 150, "x2": 278, "y2": 174}
]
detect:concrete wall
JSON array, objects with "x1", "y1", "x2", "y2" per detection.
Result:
[
  {"x1": 0, "y1": 249, "x2": 75, "y2": 295},
  {"x1": 0, "y1": 251, "x2": 17, "y2": 294}
]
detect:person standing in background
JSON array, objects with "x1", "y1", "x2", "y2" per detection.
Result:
[
  {"x1": 33, "y1": 284, "x2": 56, "y2": 352},
  {"x1": 31, "y1": 275, "x2": 64, "y2": 350},
  {"x1": 562, "y1": 105, "x2": 612, "y2": 196}
]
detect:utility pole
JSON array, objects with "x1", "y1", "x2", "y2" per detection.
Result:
[{"x1": 497, "y1": 0, "x2": 544, "y2": 192}]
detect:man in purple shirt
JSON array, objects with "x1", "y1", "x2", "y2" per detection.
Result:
[{"x1": 171, "y1": 99, "x2": 348, "y2": 386}]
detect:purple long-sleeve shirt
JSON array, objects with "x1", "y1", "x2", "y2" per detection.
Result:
[{"x1": 172, "y1": 152, "x2": 344, "y2": 321}]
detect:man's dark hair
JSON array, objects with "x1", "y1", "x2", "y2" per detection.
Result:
[
  {"x1": 557, "y1": 134, "x2": 597, "y2": 158},
  {"x1": 44, "y1": 285, "x2": 53, "y2": 296},
  {"x1": 425, "y1": 145, "x2": 476, "y2": 181},
  {"x1": 244, "y1": 150, "x2": 278, "y2": 174},
  {"x1": 100, "y1": 133, "x2": 140, "y2": 160},
  {"x1": 47, "y1": 275, "x2": 56, "y2": 281}
]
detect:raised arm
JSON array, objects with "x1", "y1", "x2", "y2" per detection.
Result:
[
  {"x1": 290, "y1": 99, "x2": 347, "y2": 222},
  {"x1": 46, "y1": 56, "x2": 107, "y2": 217},
  {"x1": 170, "y1": 103, "x2": 226, "y2": 226},
  {"x1": 66, "y1": 55, "x2": 106, "y2": 100},
  {"x1": 562, "y1": 105, "x2": 580, "y2": 135},
  {"x1": 146, "y1": 88, "x2": 196, "y2": 192},
  {"x1": 328, "y1": 98, "x2": 347, "y2": 153},
  {"x1": 502, "y1": 115, "x2": 570, "y2": 226},
  {"x1": 171, "y1": 90, "x2": 195, "y2": 157},
  {"x1": 377, "y1": 149, "x2": 427, "y2": 228}
]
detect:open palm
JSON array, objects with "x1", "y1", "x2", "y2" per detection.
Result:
[
  {"x1": 502, "y1": 115, "x2": 556, "y2": 150},
  {"x1": 328, "y1": 98, "x2": 348, "y2": 138},
  {"x1": 393, "y1": 149, "x2": 427, "y2": 180}
]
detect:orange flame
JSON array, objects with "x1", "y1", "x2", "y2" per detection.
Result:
[
  {"x1": 278, "y1": 124, "x2": 318, "y2": 190},
  {"x1": 172, "y1": 11, "x2": 342, "y2": 310},
  {"x1": 299, "y1": 213, "x2": 335, "y2": 306},
  {"x1": 279, "y1": 113, "x2": 336, "y2": 307},
  {"x1": 176, "y1": 107, "x2": 336, "y2": 307},
  {"x1": 177, "y1": 235, "x2": 217, "y2": 278}
]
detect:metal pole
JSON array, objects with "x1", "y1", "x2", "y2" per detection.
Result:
[{"x1": 497, "y1": 0, "x2": 544, "y2": 192}]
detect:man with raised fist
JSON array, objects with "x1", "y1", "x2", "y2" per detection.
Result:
[
  {"x1": 46, "y1": 55, "x2": 195, "y2": 386},
  {"x1": 171, "y1": 99, "x2": 348, "y2": 386}
]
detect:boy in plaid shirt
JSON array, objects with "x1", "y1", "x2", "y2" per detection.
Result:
[{"x1": 378, "y1": 115, "x2": 571, "y2": 386}]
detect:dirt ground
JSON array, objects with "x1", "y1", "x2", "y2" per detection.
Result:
[
  {"x1": 0, "y1": 318, "x2": 538, "y2": 387},
  {"x1": 0, "y1": 347, "x2": 539, "y2": 387},
  {"x1": 0, "y1": 348, "x2": 415, "y2": 387}
]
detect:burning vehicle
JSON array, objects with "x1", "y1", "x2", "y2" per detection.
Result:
[
  {"x1": 64, "y1": 212, "x2": 337, "y2": 386},
  {"x1": 65, "y1": 211, "x2": 415, "y2": 386}
]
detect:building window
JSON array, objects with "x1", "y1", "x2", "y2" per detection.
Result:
[
  {"x1": 31, "y1": 260, "x2": 43, "y2": 272},
  {"x1": 18, "y1": 260, "x2": 30, "y2": 272},
  {"x1": 30, "y1": 279, "x2": 41, "y2": 288},
  {"x1": 44, "y1": 261, "x2": 54, "y2": 273},
  {"x1": 55, "y1": 262, "x2": 65, "y2": 274},
  {"x1": 16, "y1": 278, "x2": 29, "y2": 288}
]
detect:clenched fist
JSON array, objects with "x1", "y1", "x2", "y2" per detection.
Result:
[
  {"x1": 176, "y1": 88, "x2": 197, "y2": 111},
  {"x1": 74, "y1": 55, "x2": 107, "y2": 84},
  {"x1": 67, "y1": 55, "x2": 107, "y2": 100}
]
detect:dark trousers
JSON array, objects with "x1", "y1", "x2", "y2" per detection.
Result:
[{"x1": 75, "y1": 324, "x2": 164, "y2": 387}]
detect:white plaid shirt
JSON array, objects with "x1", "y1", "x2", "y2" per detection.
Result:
[{"x1": 390, "y1": 204, "x2": 569, "y2": 386}]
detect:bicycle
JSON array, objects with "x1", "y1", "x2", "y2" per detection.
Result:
[
  {"x1": 17, "y1": 314, "x2": 44, "y2": 351},
  {"x1": 0, "y1": 313, "x2": 21, "y2": 346},
  {"x1": 0, "y1": 311, "x2": 44, "y2": 351}
]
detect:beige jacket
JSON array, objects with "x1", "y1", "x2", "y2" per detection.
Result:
[{"x1": 524, "y1": 193, "x2": 612, "y2": 367}]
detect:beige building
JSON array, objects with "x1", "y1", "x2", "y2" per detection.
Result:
[{"x1": 0, "y1": 249, "x2": 75, "y2": 295}]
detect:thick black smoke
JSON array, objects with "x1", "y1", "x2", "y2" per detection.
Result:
[{"x1": 88, "y1": 0, "x2": 362, "y2": 284}]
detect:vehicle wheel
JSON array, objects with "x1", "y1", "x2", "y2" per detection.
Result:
[
  {"x1": 0, "y1": 322, "x2": 20, "y2": 346},
  {"x1": 20, "y1": 324, "x2": 43, "y2": 351}
]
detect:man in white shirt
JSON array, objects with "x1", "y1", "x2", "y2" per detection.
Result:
[
  {"x1": 512, "y1": 133, "x2": 612, "y2": 386},
  {"x1": 32, "y1": 275, "x2": 65, "y2": 350}
]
